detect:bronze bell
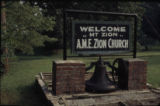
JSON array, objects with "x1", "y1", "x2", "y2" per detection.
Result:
[{"x1": 85, "y1": 59, "x2": 116, "y2": 92}]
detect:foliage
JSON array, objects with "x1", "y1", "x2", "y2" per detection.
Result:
[
  {"x1": 143, "y1": 2, "x2": 160, "y2": 39},
  {"x1": 31, "y1": 1, "x2": 146, "y2": 48},
  {"x1": 2, "y1": 1, "x2": 159, "y2": 55},
  {"x1": 1, "y1": 1, "x2": 57, "y2": 55},
  {"x1": 140, "y1": 2, "x2": 160, "y2": 49}
]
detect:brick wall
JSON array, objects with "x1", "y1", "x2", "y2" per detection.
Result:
[
  {"x1": 52, "y1": 60, "x2": 85, "y2": 95},
  {"x1": 118, "y1": 58, "x2": 147, "y2": 90}
]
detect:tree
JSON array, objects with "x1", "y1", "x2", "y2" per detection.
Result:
[
  {"x1": 1, "y1": 1, "x2": 9, "y2": 73},
  {"x1": 1, "y1": 1, "x2": 57, "y2": 55},
  {"x1": 140, "y1": 2, "x2": 160, "y2": 50},
  {"x1": 28, "y1": 1, "x2": 146, "y2": 51}
]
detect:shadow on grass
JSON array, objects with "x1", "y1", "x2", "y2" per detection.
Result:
[
  {"x1": 16, "y1": 82, "x2": 49, "y2": 106},
  {"x1": 0, "y1": 90, "x2": 19, "y2": 105},
  {"x1": 17, "y1": 56, "x2": 50, "y2": 61},
  {"x1": 16, "y1": 55, "x2": 62, "y2": 61}
]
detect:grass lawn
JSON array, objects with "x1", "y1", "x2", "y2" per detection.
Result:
[{"x1": 0, "y1": 51, "x2": 160, "y2": 105}]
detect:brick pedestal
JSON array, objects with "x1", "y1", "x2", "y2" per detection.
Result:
[
  {"x1": 52, "y1": 60, "x2": 85, "y2": 95},
  {"x1": 118, "y1": 58, "x2": 147, "y2": 90}
]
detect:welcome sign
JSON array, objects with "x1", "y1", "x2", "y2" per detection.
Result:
[{"x1": 72, "y1": 21, "x2": 131, "y2": 54}]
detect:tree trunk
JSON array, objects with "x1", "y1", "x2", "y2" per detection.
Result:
[
  {"x1": 1, "y1": 1, "x2": 9, "y2": 73},
  {"x1": 144, "y1": 46, "x2": 148, "y2": 51}
]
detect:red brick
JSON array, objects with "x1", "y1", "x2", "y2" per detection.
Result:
[
  {"x1": 52, "y1": 60, "x2": 85, "y2": 95},
  {"x1": 118, "y1": 58, "x2": 147, "y2": 90}
]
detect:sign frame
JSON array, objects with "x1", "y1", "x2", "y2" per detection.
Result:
[{"x1": 63, "y1": 9, "x2": 138, "y2": 60}]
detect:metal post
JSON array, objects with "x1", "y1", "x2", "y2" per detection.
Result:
[
  {"x1": 133, "y1": 15, "x2": 137, "y2": 58},
  {"x1": 65, "y1": 9, "x2": 136, "y2": 16},
  {"x1": 63, "y1": 9, "x2": 67, "y2": 60}
]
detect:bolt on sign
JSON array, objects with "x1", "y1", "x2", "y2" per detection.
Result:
[{"x1": 72, "y1": 21, "x2": 132, "y2": 54}]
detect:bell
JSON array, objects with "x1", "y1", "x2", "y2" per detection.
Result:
[{"x1": 86, "y1": 59, "x2": 116, "y2": 92}]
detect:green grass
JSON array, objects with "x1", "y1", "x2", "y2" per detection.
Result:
[
  {"x1": 0, "y1": 56, "x2": 61, "y2": 105},
  {"x1": 143, "y1": 55, "x2": 160, "y2": 87},
  {"x1": 136, "y1": 51, "x2": 160, "y2": 87},
  {"x1": 0, "y1": 51, "x2": 160, "y2": 105}
]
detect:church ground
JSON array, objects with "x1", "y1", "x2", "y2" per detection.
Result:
[{"x1": 0, "y1": 50, "x2": 160, "y2": 105}]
